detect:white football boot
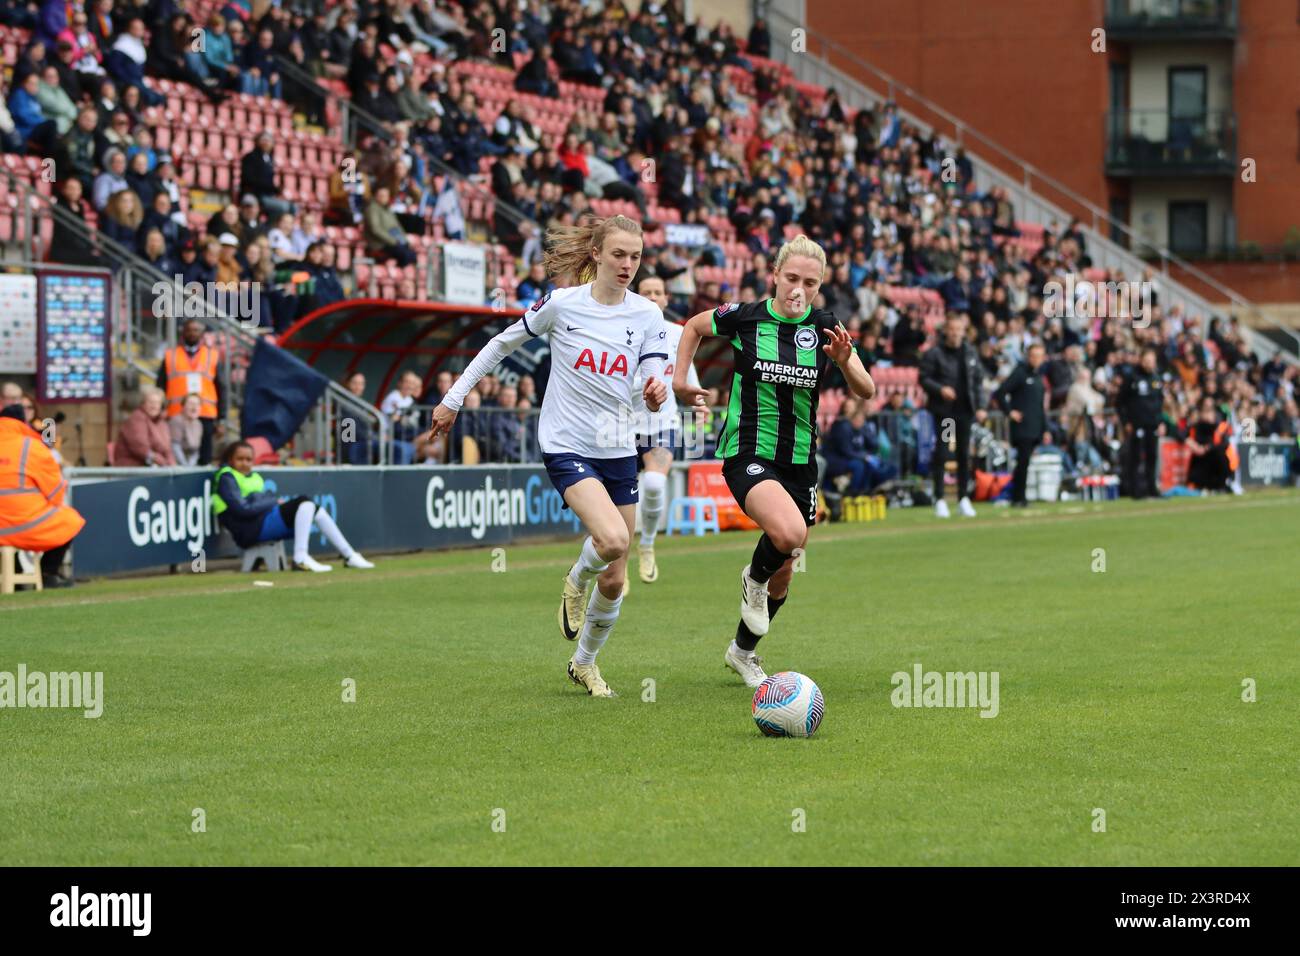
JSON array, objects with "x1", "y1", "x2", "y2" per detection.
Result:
[
  {"x1": 739, "y1": 565, "x2": 770, "y2": 637},
  {"x1": 567, "y1": 657, "x2": 616, "y2": 697},
  {"x1": 725, "y1": 641, "x2": 768, "y2": 688},
  {"x1": 638, "y1": 543, "x2": 658, "y2": 583}
]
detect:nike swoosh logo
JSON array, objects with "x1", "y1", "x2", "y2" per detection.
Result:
[{"x1": 567, "y1": 325, "x2": 580, "y2": 332}]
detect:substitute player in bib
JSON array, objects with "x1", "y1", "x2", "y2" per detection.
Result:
[
  {"x1": 623, "y1": 273, "x2": 700, "y2": 593},
  {"x1": 673, "y1": 236, "x2": 876, "y2": 687},
  {"x1": 429, "y1": 215, "x2": 669, "y2": 698}
]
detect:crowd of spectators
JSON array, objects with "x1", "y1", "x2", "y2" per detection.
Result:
[
  {"x1": 287, "y1": 0, "x2": 1297, "y2": 486},
  {"x1": 0, "y1": 0, "x2": 1294, "y2": 488},
  {"x1": 1, "y1": 1, "x2": 354, "y2": 331}
]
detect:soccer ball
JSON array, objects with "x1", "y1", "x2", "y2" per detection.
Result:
[{"x1": 752, "y1": 671, "x2": 824, "y2": 738}]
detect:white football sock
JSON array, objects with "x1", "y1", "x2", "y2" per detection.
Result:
[
  {"x1": 568, "y1": 535, "x2": 608, "y2": 587},
  {"x1": 312, "y1": 507, "x2": 355, "y2": 559},
  {"x1": 639, "y1": 471, "x2": 666, "y2": 547},
  {"x1": 574, "y1": 587, "x2": 622, "y2": 665},
  {"x1": 292, "y1": 501, "x2": 316, "y2": 564}
]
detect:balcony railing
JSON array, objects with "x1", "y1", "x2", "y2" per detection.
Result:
[
  {"x1": 1105, "y1": 110, "x2": 1236, "y2": 175},
  {"x1": 1104, "y1": 0, "x2": 1237, "y2": 39}
]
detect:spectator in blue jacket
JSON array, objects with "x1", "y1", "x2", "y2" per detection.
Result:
[
  {"x1": 488, "y1": 385, "x2": 525, "y2": 462},
  {"x1": 939, "y1": 263, "x2": 979, "y2": 314},
  {"x1": 36, "y1": 0, "x2": 69, "y2": 48},
  {"x1": 340, "y1": 372, "x2": 378, "y2": 465},
  {"x1": 105, "y1": 16, "x2": 166, "y2": 107},
  {"x1": 241, "y1": 26, "x2": 281, "y2": 99},
  {"x1": 823, "y1": 398, "x2": 897, "y2": 494},
  {"x1": 514, "y1": 261, "x2": 555, "y2": 308},
  {"x1": 92, "y1": 147, "x2": 128, "y2": 210},
  {"x1": 7, "y1": 71, "x2": 58, "y2": 155},
  {"x1": 214, "y1": 440, "x2": 374, "y2": 572},
  {"x1": 200, "y1": 13, "x2": 240, "y2": 89}
]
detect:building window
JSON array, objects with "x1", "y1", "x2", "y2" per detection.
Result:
[
  {"x1": 1169, "y1": 201, "x2": 1208, "y2": 256},
  {"x1": 1168, "y1": 67, "x2": 1207, "y2": 119}
]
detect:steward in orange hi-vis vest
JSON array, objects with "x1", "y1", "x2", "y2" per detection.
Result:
[
  {"x1": 163, "y1": 344, "x2": 220, "y2": 419},
  {"x1": 0, "y1": 415, "x2": 85, "y2": 552}
]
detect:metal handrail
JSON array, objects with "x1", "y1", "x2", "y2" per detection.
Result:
[
  {"x1": 0, "y1": 163, "x2": 389, "y2": 462},
  {"x1": 759, "y1": 4, "x2": 1300, "y2": 358}
]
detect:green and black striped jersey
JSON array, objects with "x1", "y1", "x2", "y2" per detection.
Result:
[{"x1": 711, "y1": 298, "x2": 839, "y2": 465}]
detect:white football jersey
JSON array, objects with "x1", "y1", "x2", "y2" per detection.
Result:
[
  {"x1": 631, "y1": 319, "x2": 698, "y2": 435},
  {"x1": 524, "y1": 283, "x2": 668, "y2": 458}
]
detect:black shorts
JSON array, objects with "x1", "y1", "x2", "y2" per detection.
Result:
[{"x1": 722, "y1": 454, "x2": 819, "y2": 527}]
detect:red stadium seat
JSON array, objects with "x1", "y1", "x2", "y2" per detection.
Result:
[{"x1": 246, "y1": 436, "x2": 278, "y2": 465}]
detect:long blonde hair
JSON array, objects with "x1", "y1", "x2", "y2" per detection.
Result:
[
  {"x1": 772, "y1": 234, "x2": 827, "y2": 277},
  {"x1": 105, "y1": 189, "x2": 143, "y2": 229},
  {"x1": 543, "y1": 214, "x2": 643, "y2": 285}
]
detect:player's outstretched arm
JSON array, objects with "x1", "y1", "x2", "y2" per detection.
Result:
[
  {"x1": 824, "y1": 323, "x2": 876, "y2": 400},
  {"x1": 673, "y1": 310, "x2": 713, "y2": 408},
  {"x1": 429, "y1": 319, "x2": 533, "y2": 438}
]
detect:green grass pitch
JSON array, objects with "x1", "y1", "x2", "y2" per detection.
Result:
[{"x1": 2, "y1": 490, "x2": 1296, "y2": 865}]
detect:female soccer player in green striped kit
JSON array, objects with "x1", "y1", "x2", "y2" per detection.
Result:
[{"x1": 673, "y1": 236, "x2": 877, "y2": 687}]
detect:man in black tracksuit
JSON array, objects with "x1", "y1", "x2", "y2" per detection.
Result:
[
  {"x1": 920, "y1": 312, "x2": 984, "y2": 515},
  {"x1": 994, "y1": 341, "x2": 1047, "y2": 507},
  {"x1": 1118, "y1": 347, "x2": 1165, "y2": 499}
]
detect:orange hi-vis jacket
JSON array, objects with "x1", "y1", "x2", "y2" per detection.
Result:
[
  {"x1": 163, "y1": 344, "x2": 219, "y2": 419},
  {"x1": 0, "y1": 417, "x2": 85, "y2": 552},
  {"x1": 1217, "y1": 421, "x2": 1240, "y2": 472}
]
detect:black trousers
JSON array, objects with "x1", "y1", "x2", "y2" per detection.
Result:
[
  {"x1": 1012, "y1": 437, "x2": 1037, "y2": 503},
  {"x1": 1123, "y1": 427, "x2": 1160, "y2": 498},
  {"x1": 379, "y1": 242, "x2": 418, "y2": 267},
  {"x1": 932, "y1": 412, "x2": 973, "y2": 500},
  {"x1": 199, "y1": 417, "x2": 217, "y2": 466},
  {"x1": 1188, "y1": 448, "x2": 1229, "y2": 491},
  {"x1": 40, "y1": 542, "x2": 70, "y2": 576},
  {"x1": 25, "y1": 119, "x2": 58, "y2": 156}
]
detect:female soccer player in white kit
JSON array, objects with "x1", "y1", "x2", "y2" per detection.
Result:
[{"x1": 429, "y1": 215, "x2": 668, "y2": 698}]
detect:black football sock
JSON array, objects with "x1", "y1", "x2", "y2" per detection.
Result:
[
  {"x1": 734, "y1": 593, "x2": 788, "y2": 653},
  {"x1": 735, "y1": 620, "x2": 760, "y2": 652},
  {"x1": 748, "y1": 534, "x2": 790, "y2": 583}
]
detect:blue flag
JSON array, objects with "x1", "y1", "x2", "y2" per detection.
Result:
[{"x1": 241, "y1": 338, "x2": 329, "y2": 450}]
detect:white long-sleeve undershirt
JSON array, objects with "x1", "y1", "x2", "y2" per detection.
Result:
[{"x1": 438, "y1": 319, "x2": 531, "y2": 413}]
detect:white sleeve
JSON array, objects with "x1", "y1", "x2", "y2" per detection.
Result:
[
  {"x1": 639, "y1": 310, "x2": 669, "y2": 385},
  {"x1": 520, "y1": 289, "x2": 561, "y2": 336},
  {"x1": 440, "y1": 318, "x2": 535, "y2": 412}
]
